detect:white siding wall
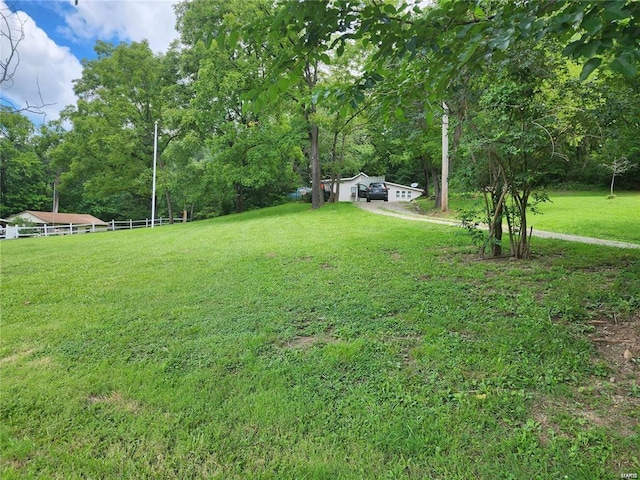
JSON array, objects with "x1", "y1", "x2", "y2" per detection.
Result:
[
  {"x1": 387, "y1": 185, "x2": 422, "y2": 202},
  {"x1": 325, "y1": 174, "x2": 423, "y2": 202}
]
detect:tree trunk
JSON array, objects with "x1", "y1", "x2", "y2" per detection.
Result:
[
  {"x1": 303, "y1": 59, "x2": 322, "y2": 210},
  {"x1": 310, "y1": 124, "x2": 322, "y2": 209},
  {"x1": 483, "y1": 179, "x2": 508, "y2": 258},
  {"x1": 513, "y1": 192, "x2": 530, "y2": 259},
  {"x1": 610, "y1": 172, "x2": 615, "y2": 197},
  {"x1": 422, "y1": 160, "x2": 430, "y2": 197},
  {"x1": 235, "y1": 183, "x2": 244, "y2": 213},
  {"x1": 431, "y1": 167, "x2": 441, "y2": 209},
  {"x1": 490, "y1": 193, "x2": 503, "y2": 257},
  {"x1": 328, "y1": 172, "x2": 340, "y2": 203},
  {"x1": 164, "y1": 189, "x2": 173, "y2": 223}
]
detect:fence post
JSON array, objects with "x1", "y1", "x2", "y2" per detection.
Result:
[
  {"x1": 44, "y1": 224, "x2": 48, "y2": 236},
  {"x1": 130, "y1": 219, "x2": 133, "y2": 229},
  {"x1": 92, "y1": 222, "x2": 95, "y2": 233},
  {"x1": 111, "y1": 219, "x2": 115, "y2": 231},
  {"x1": 160, "y1": 217, "x2": 163, "y2": 226},
  {"x1": 69, "y1": 223, "x2": 73, "y2": 235}
]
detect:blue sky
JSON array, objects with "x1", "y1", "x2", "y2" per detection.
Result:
[
  {"x1": 1, "y1": 0, "x2": 180, "y2": 122},
  {"x1": 12, "y1": 1, "x2": 98, "y2": 61}
]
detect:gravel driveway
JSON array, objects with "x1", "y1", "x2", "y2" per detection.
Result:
[{"x1": 355, "y1": 200, "x2": 640, "y2": 249}]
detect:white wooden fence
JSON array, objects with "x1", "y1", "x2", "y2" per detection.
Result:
[{"x1": 1, "y1": 217, "x2": 177, "y2": 240}]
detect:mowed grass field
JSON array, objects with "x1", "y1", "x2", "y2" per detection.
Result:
[
  {"x1": 1, "y1": 202, "x2": 639, "y2": 479},
  {"x1": 417, "y1": 190, "x2": 640, "y2": 244}
]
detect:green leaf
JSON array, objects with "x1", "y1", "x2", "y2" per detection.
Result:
[
  {"x1": 579, "y1": 57, "x2": 602, "y2": 81},
  {"x1": 228, "y1": 29, "x2": 239, "y2": 50},
  {"x1": 458, "y1": 43, "x2": 479, "y2": 64},
  {"x1": 603, "y1": 3, "x2": 631, "y2": 21},
  {"x1": 383, "y1": 4, "x2": 396, "y2": 15},
  {"x1": 610, "y1": 56, "x2": 637, "y2": 77},
  {"x1": 406, "y1": 36, "x2": 417, "y2": 54},
  {"x1": 562, "y1": 38, "x2": 584, "y2": 57},
  {"x1": 215, "y1": 30, "x2": 225, "y2": 50},
  {"x1": 580, "y1": 39, "x2": 602, "y2": 59},
  {"x1": 277, "y1": 76, "x2": 290, "y2": 93},
  {"x1": 581, "y1": 13, "x2": 603, "y2": 36}
]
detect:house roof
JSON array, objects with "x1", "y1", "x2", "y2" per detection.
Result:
[
  {"x1": 10, "y1": 211, "x2": 108, "y2": 225},
  {"x1": 323, "y1": 172, "x2": 369, "y2": 183},
  {"x1": 383, "y1": 181, "x2": 424, "y2": 193}
]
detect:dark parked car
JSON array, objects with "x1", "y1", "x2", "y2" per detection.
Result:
[{"x1": 366, "y1": 182, "x2": 388, "y2": 202}]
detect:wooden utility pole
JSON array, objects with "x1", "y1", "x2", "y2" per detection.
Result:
[{"x1": 441, "y1": 102, "x2": 449, "y2": 212}]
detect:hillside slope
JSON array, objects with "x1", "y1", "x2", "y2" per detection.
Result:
[{"x1": 1, "y1": 203, "x2": 639, "y2": 479}]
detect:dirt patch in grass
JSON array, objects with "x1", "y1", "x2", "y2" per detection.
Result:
[
  {"x1": 286, "y1": 333, "x2": 337, "y2": 350},
  {"x1": 388, "y1": 251, "x2": 403, "y2": 260},
  {"x1": 29, "y1": 356, "x2": 54, "y2": 367},
  {"x1": 0, "y1": 348, "x2": 37, "y2": 365},
  {"x1": 534, "y1": 312, "x2": 640, "y2": 446},
  {"x1": 586, "y1": 312, "x2": 640, "y2": 422},
  {"x1": 588, "y1": 314, "x2": 639, "y2": 381},
  {"x1": 532, "y1": 394, "x2": 636, "y2": 448},
  {"x1": 286, "y1": 336, "x2": 319, "y2": 349},
  {"x1": 286, "y1": 323, "x2": 337, "y2": 349},
  {"x1": 87, "y1": 391, "x2": 141, "y2": 414}
]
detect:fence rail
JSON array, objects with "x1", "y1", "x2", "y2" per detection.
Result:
[{"x1": 1, "y1": 217, "x2": 178, "y2": 240}]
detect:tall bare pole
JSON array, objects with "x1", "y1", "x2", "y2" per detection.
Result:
[
  {"x1": 151, "y1": 120, "x2": 158, "y2": 227},
  {"x1": 441, "y1": 101, "x2": 449, "y2": 212}
]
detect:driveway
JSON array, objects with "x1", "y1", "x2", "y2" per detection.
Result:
[{"x1": 355, "y1": 200, "x2": 640, "y2": 249}]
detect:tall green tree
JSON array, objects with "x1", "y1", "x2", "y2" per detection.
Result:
[
  {"x1": 456, "y1": 42, "x2": 582, "y2": 258},
  {"x1": 240, "y1": 0, "x2": 361, "y2": 209},
  {"x1": 63, "y1": 41, "x2": 179, "y2": 220},
  {"x1": 34, "y1": 120, "x2": 68, "y2": 213},
  {"x1": 588, "y1": 72, "x2": 640, "y2": 189},
  {"x1": 0, "y1": 108, "x2": 49, "y2": 217},
  {"x1": 176, "y1": 0, "x2": 304, "y2": 214}
]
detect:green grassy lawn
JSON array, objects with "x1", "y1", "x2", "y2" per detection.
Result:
[
  {"x1": 416, "y1": 190, "x2": 640, "y2": 244},
  {"x1": 1, "y1": 203, "x2": 639, "y2": 479}
]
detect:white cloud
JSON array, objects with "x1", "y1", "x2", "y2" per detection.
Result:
[
  {"x1": 63, "y1": 0, "x2": 180, "y2": 54},
  {"x1": 0, "y1": 0, "x2": 180, "y2": 124},
  {"x1": 0, "y1": 4, "x2": 82, "y2": 123}
]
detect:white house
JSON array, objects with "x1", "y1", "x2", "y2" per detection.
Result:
[{"x1": 323, "y1": 172, "x2": 424, "y2": 202}]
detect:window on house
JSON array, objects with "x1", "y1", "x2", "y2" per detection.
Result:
[
  {"x1": 407, "y1": 191, "x2": 412, "y2": 198},
  {"x1": 401, "y1": 191, "x2": 406, "y2": 198},
  {"x1": 396, "y1": 191, "x2": 400, "y2": 198}
]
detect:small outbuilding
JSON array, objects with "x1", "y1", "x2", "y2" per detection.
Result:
[
  {"x1": 6, "y1": 211, "x2": 108, "y2": 234},
  {"x1": 323, "y1": 172, "x2": 424, "y2": 202}
]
